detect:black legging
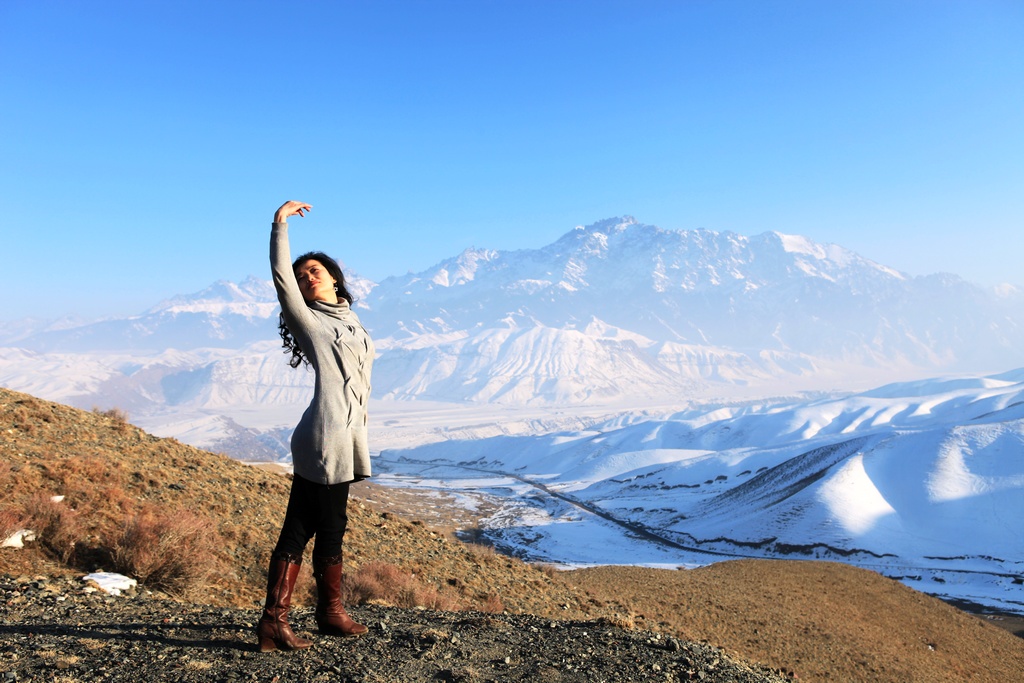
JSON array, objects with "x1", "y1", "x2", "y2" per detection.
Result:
[{"x1": 273, "y1": 474, "x2": 350, "y2": 561}]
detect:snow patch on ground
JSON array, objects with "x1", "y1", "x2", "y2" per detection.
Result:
[{"x1": 82, "y1": 572, "x2": 137, "y2": 596}]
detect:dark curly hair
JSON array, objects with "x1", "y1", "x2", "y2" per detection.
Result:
[{"x1": 279, "y1": 251, "x2": 355, "y2": 369}]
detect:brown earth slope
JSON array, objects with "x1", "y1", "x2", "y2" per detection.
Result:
[
  {"x1": 2, "y1": 386, "x2": 1023, "y2": 682},
  {"x1": 567, "y1": 563, "x2": 1024, "y2": 682},
  {"x1": 0, "y1": 387, "x2": 596, "y2": 618}
]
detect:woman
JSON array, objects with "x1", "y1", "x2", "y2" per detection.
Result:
[{"x1": 257, "y1": 200, "x2": 375, "y2": 652}]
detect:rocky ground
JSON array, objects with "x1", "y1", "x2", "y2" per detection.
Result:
[{"x1": 0, "y1": 576, "x2": 789, "y2": 683}]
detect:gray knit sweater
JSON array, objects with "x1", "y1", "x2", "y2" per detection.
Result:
[{"x1": 271, "y1": 222, "x2": 375, "y2": 485}]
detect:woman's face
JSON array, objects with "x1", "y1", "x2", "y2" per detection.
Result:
[{"x1": 294, "y1": 259, "x2": 338, "y2": 303}]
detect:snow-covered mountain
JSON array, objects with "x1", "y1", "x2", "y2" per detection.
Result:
[
  {"x1": 375, "y1": 368, "x2": 1024, "y2": 615},
  {"x1": 19, "y1": 277, "x2": 281, "y2": 352},
  {"x1": 3, "y1": 217, "x2": 1024, "y2": 454},
  {"x1": 365, "y1": 217, "x2": 1024, "y2": 372}
]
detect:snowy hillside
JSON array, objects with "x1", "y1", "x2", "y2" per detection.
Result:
[{"x1": 376, "y1": 369, "x2": 1024, "y2": 615}]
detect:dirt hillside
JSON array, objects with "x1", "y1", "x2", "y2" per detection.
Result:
[{"x1": 567, "y1": 563, "x2": 1024, "y2": 682}]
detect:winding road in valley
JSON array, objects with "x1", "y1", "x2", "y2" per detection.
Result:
[
  {"x1": 374, "y1": 456, "x2": 1024, "y2": 595},
  {"x1": 376, "y1": 456, "x2": 757, "y2": 560}
]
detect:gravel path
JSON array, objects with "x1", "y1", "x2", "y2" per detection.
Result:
[{"x1": 1, "y1": 576, "x2": 790, "y2": 683}]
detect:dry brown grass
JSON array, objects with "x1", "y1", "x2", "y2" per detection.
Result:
[
  {"x1": 111, "y1": 505, "x2": 223, "y2": 598},
  {"x1": 92, "y1": 406, "x2": 129, "y2": 424},
  {"x1": 0, "y1": 505, "x2": 27, "y2": 540},
  {"x1": 23, "y1": 493, "x2": 84, "y2": 564},
  {"x1": 345, "y1": 561, "x2": 466, "y2": 611}
]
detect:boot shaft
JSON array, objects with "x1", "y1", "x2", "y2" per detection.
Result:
[
  {"x1": 313, "y1": 551, "x2": 367, "y2": 636},
  {"x1": 313, "y1": 553, "x2": 346, "y2": 612},
  {"x1": 264, "y1": 553, "x2": 304, "y2": 614},
  {"x1": 257, "y1": 553, "x2": 313, "y2": 651}
]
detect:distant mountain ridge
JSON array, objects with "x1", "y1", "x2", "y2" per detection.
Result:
[
  {"x1": 361, "y1": 216, "x2": 1024, "y2": 400},
  {"x1": 3, "y1": 216, "x2": 1024, "y2": 452},
  {"x1": 368, "y1": 217, "x2": 1018, "y2": 355}
]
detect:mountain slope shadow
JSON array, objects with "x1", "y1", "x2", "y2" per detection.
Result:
[{"x1": 697, "y1": 436, "x2": 873, "y2": 516}]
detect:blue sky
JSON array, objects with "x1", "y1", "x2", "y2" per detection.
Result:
[{"x1": 2, "y1": 0, "x2": 1022, "y2": 320}]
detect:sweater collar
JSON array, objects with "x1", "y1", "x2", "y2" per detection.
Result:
[{"x1": 309, "y1": 298, "x2": 354, "y2": 321}]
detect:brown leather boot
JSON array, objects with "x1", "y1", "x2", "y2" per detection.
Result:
[
  {"x1": 256, "y1": 553, "x2": 313, "y2": 652},
  {"x1": 313, "y1": 553, "x2": 368, "y2": 637}
]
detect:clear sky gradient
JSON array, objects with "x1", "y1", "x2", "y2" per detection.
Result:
[{"x1": 2, "y1": 0, "x2": 1022, "y2": 320}]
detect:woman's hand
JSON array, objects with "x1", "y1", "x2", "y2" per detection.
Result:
[{"x1": 274, "y1": 201, "x2": 312, "y2": 224}]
